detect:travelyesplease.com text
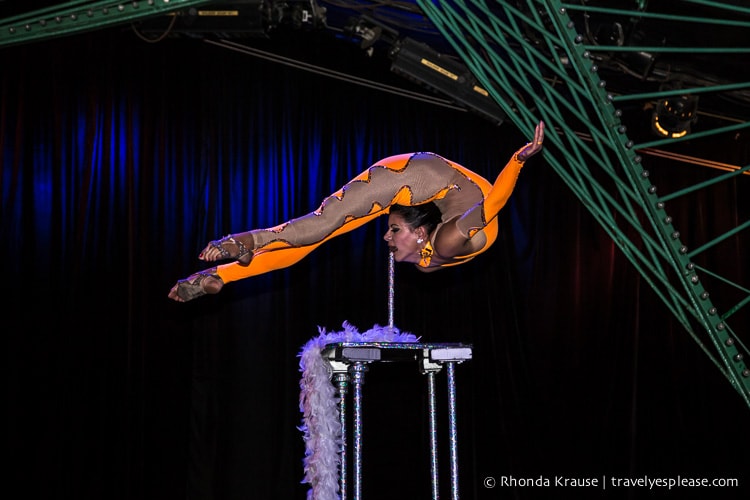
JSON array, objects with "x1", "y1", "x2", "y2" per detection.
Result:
[{"x1": 483, "y1": 474, "x2": 739, "y2": 490}]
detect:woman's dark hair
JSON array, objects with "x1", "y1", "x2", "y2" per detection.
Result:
[{"x1": 389, "y1": 202, "x2": 443, "y2": 234}]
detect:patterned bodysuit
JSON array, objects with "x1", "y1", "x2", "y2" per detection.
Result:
[{"x1": 215, "y1": 148, "x2": 526, "y2": 283}]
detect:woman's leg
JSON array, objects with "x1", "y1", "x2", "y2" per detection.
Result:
[
  {"x1": 216, "y1": 207, "x2": 384, "y2": 282},
  {"x1": 203, "y1": 152, "x2": 465, "y2": 283}
]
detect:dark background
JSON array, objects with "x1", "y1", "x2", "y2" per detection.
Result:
[{"x1": 3, "y1": 21, "x2": 749, "y2": 500}]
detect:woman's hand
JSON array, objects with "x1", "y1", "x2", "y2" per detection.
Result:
[{"x1": 517, "y1": 121, "x2": 545, "y2": 162}]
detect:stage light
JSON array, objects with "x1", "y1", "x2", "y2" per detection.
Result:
[
  {"x1": 389, "y1": 37, "x2": 507, "y2": 125},
  {"x1": 651, "y1": 95, "x2": 699, "y2": 139},
  {"x1": 133, "y1": 0, "x2": 327, "y2": 39}
]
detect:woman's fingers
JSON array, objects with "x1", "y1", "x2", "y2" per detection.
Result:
[
  {"x1": 517, "y1": 121, "x2": 545, "y2": 161},
  {"x1": 534, "y1": 121, "x2": 545, "y2": 145}
]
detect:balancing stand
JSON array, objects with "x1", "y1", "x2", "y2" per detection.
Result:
[
  {"x1": 321, "y1": 341, "x2": 472, "y2": 500},
  {"x1": 310, "y1": 253, "x2": 473, "y2": 500}
]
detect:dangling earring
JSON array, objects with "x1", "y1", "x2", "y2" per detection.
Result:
[
  {"x1": 417, "y1": 238, "x2": 424, "y2": 244},
  {"x1": 417, "y1": 239, "x2": 433, "y2": 268}
]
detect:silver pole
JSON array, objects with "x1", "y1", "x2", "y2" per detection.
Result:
[
  {"x1": 446, "y1": 362, "x2": 460, "y2": 500},
  {"x1": 388, "y1": 252, "x2": 394, "y2": 328},
  {"x1": 334, "y1": 373, "x2": 350, "y2": 499},
  {"x1": 351, "y1": 363, "x2": 368, "y2": 500},
  {"x1": 427, "y1": 371, "x2": 440, "y2": 499}
]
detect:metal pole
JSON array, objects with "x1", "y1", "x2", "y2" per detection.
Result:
[
  {"x1": 446, "y1": 362, "x2": 460, "y2": 500},
  {"x1": 388, "y1": 252, "x2": 395, "y2": 328},
  {"x1": 334, "y1": 372, "x2": 350, "y2": 499},
  {"x1": 350, "y1": 362, "x2": 368, "y2": 500},
  {"x1": 427, "y1": 371, "x2": 440, "y2": 499}
]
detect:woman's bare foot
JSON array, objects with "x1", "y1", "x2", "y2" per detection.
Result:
[
  {"x1": 168, "y1": 269, "x2": 224, "y2": 302},
  {"x1": 199, "y1": 233, "x2": 254, "y2": 266}
]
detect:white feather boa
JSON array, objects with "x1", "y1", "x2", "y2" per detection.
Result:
[{"x1": 298, "y1": 321, "x2": 419, "y2": 500}]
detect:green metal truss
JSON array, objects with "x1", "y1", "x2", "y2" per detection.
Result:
[
  {"x1": 415, "y1": 0, "x2": 750, "y2": 407},
  {"x1": 1, "y1": 1, "x2": 748, "y2": 407}
]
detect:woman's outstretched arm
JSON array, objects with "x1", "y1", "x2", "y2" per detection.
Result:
[{"x1": 433, "y1": 121, "x2": 545, "y2": 259}]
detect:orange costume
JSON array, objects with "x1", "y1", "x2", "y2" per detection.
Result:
[{"x1": 213, "y1": 147, "x2": 527, "y2": 285}]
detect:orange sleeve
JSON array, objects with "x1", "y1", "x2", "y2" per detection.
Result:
[{"x1": 454, "y1": 148, "x2": 525, "y2": 239}]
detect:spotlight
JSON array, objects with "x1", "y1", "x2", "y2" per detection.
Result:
[
  {"x1": 389, "y1": 37, "x2": 507, "y2": 125},
  {"x1": 651, "y1": 95, "x2": 699, "y2": 138}
]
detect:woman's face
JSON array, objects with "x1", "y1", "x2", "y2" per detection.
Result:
[{"x1": 383, "y1": 212, "x2": 424, "y2": 264}]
